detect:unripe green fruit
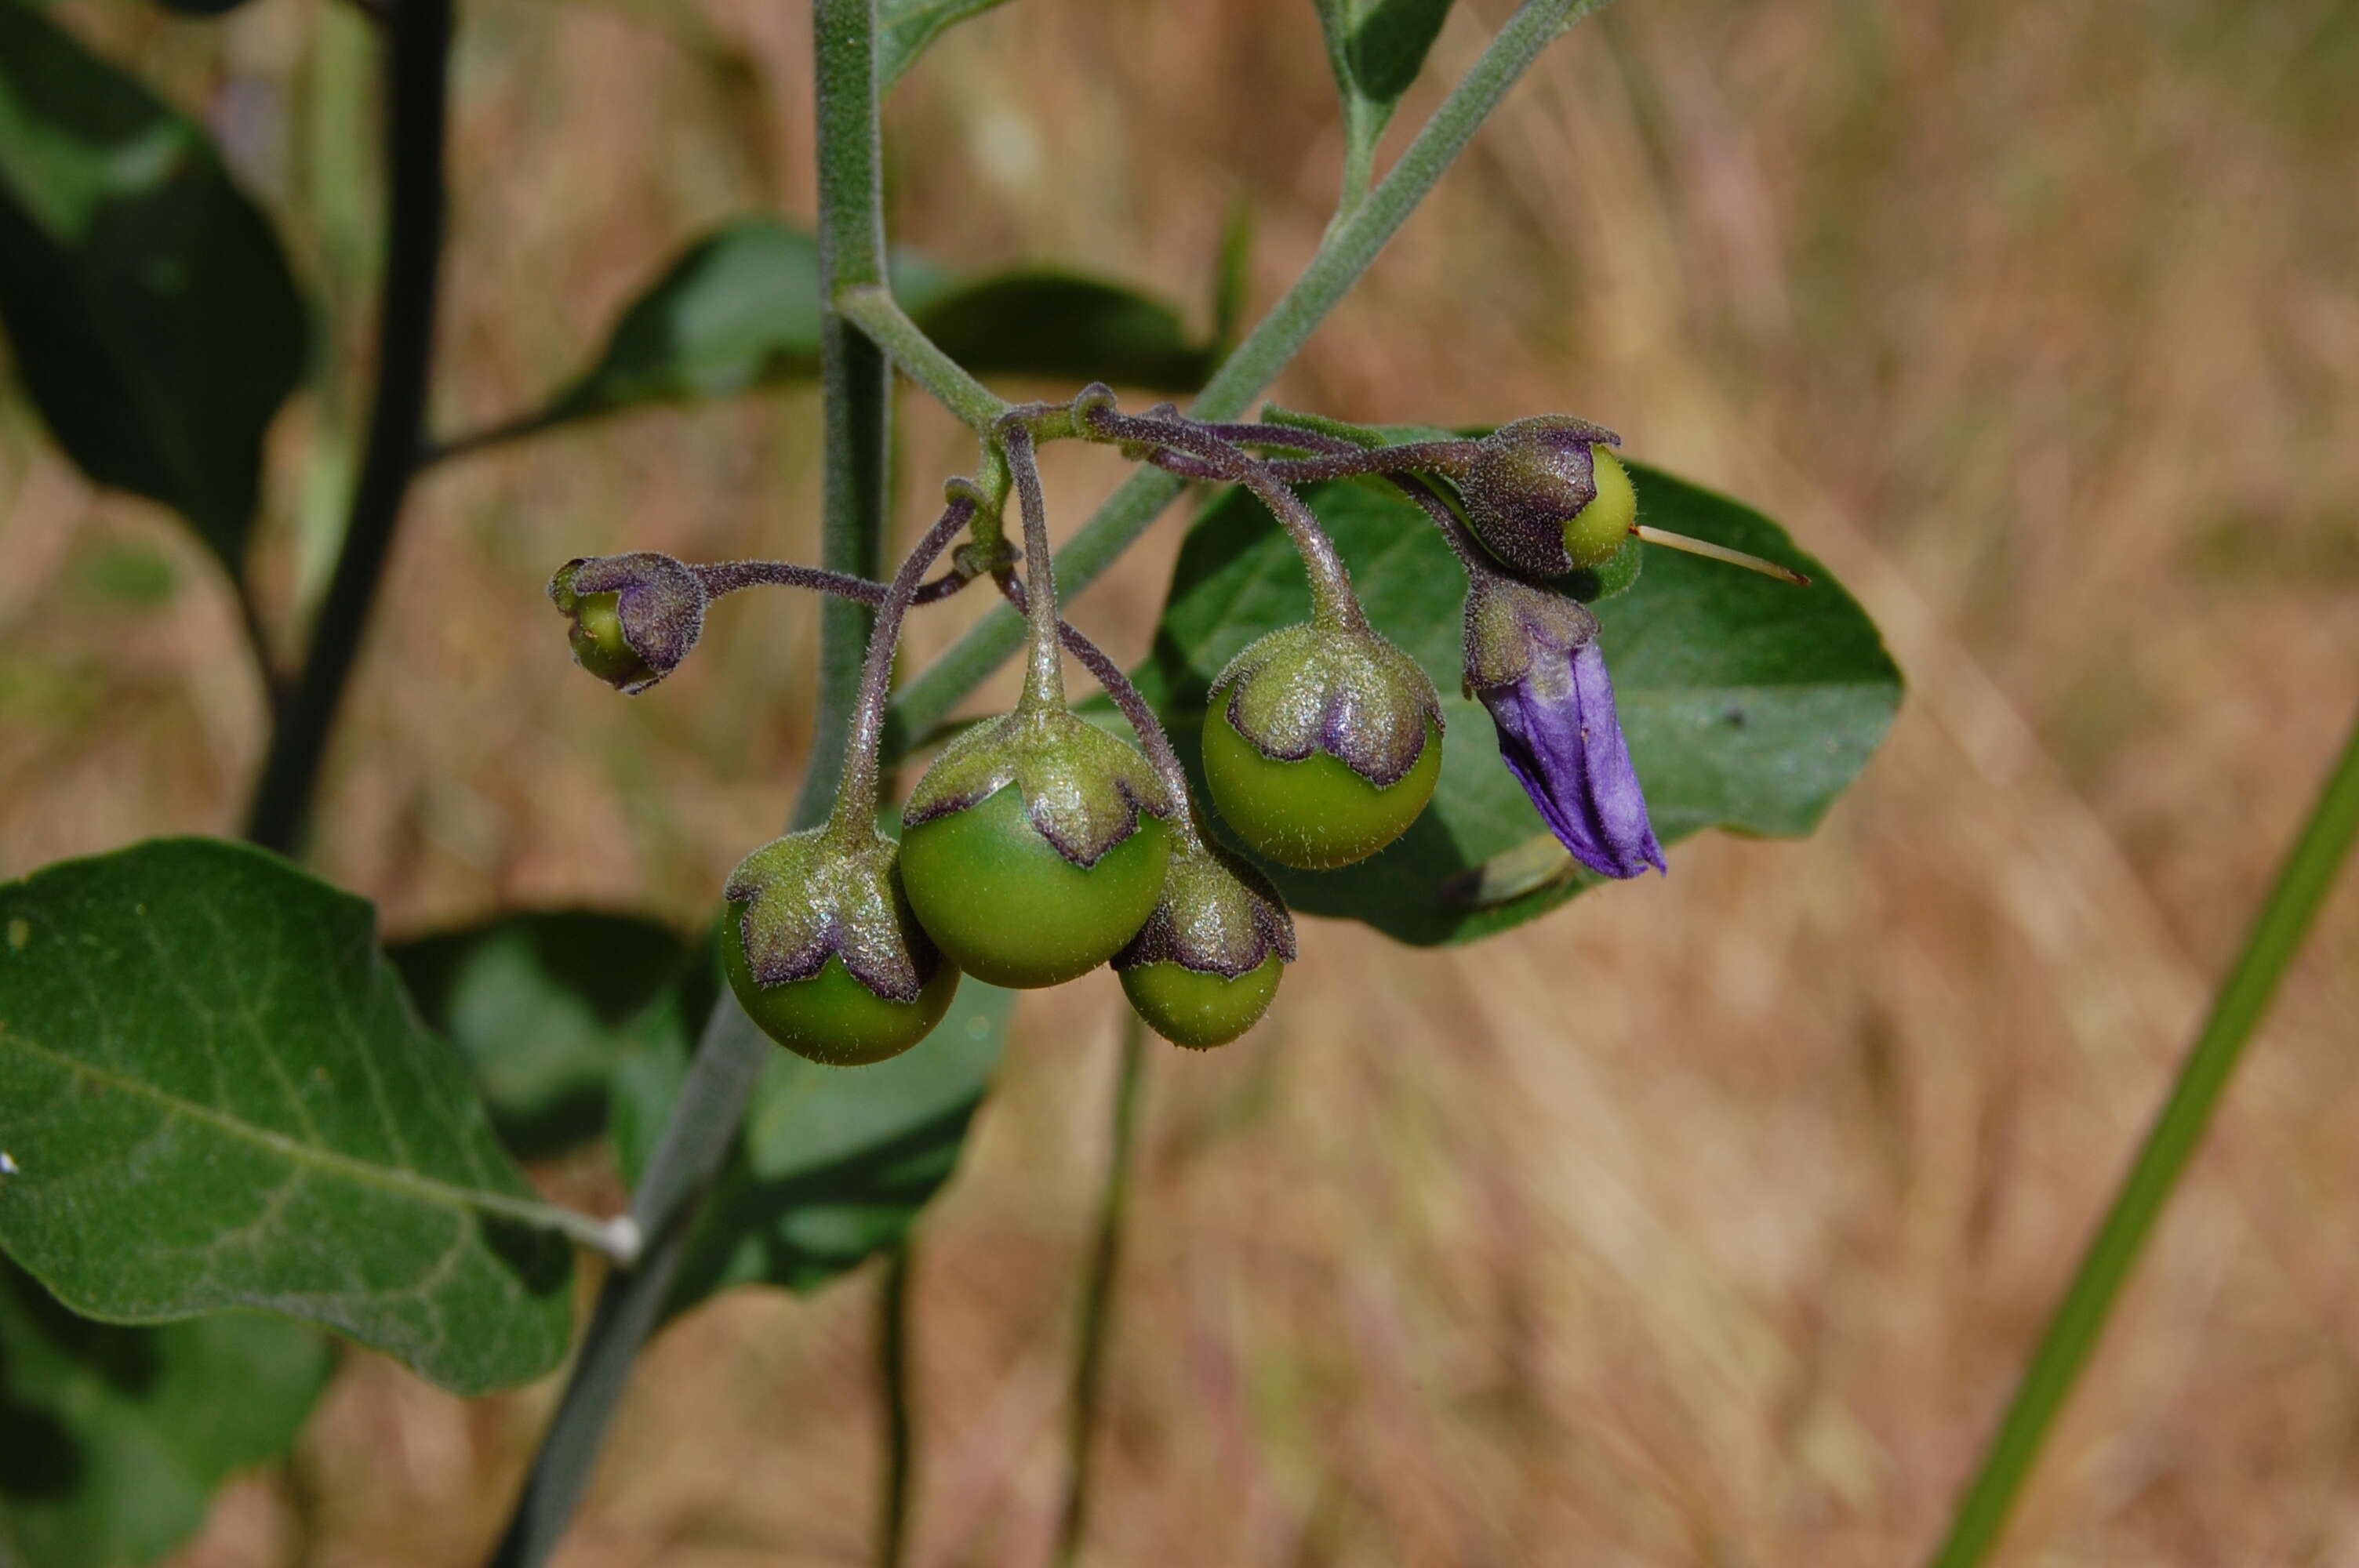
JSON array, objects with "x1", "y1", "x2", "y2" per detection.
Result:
[
  {"x1": 900, "y1": 786, "x2": 1172, "y2": 988},
  {"x1": 724, "y1": 932, "x2": 959, "y2": 1065},
  {"x1": 568, "y1": 593, "x2": 653, "y2": 688},
  {"x1": 1204, "y1": 710, "x2": 1443, "y2": 869},
  {"x1": 1121, "y1": 954, "x2": 1283, "y2": 1048},
  {"x1": 1562, "y1": 446, "x2": 1637, "y2": 568}
]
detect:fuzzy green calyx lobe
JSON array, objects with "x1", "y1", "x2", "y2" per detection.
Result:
[
  {"x1": 1462, "y1": 575, "x2": 1602, "y2": 694},
  {"x1": 901, "y1": 706, "x2": 1174, "y2": 868},
  {"x1": 724, "y1": 828, "x2": 943, "y2": 1004},
  {"x1": 1114, "y1": 833, "x2": 1296, "y2": 980},
  {"x1": 1210, "y1": 622, "x2": 1442, "y2": 789}
]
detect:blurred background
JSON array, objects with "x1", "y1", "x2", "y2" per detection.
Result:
[{"x1": 5, "y1": 0, "x2": 2359, "y2": 1561}]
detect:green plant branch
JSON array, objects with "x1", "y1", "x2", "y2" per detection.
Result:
[
  {"x1": 878, "y1": 1242, "x2": 915, "y2": 1568},
  {"x1": 242, "y1": 0, "x2": 453, "y2": 855},
  {"x1": 484, "y1": 5, "x2": 892, "y2": 1565},
  {"x1": 883, "y1": 0, "x2": 1607, "y2": 753},
  {"x1": 1927, "y1": 704, "x2": 2359, "y2": 1568},
  {"x1": 839, "y1": 284, "x2": 1010, "y2": 434},
  {"x1": 1053, "y1": 1014, "x2": 1148, "y2": 1568}
]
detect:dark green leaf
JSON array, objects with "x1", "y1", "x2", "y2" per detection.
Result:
[
  {"x1": 0, "y1": 840, "x2": 575, "y2": 1395},
  {"x1": 0, "y1": 4, "x2": 305, "y2": 570},
  {"x1": 878, "y1": 0, "x2": 1016, "y2": 88},
  {"x1": 1313, "y1": 0, "x2": 1459, "y2": 180},
  {"x1": 532, "y1": 220, "x2": 1208, "y2": 432},
  {"x1": 0, "y1": 1261, "x2": 328, "y2": 1568},
  {"x1": 391, "y1": 912, "x2": 692, "y2": 1160},
  {"x1": 914, "y1": 270, "x2": 1213, "y2": 391},
  {"x1": 1138, "y1": 464, "x2": 1902, "y2": 945},
  {"x1": 611, "y1": 956, "x2": 1013, "y2": 1316}
]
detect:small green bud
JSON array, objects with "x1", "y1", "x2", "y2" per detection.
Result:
[
  {"x1": 548, "y1": 552, "x2": 707, "y2": 694},
  {"x1": 1456, "y1": 416, "x2": 1635, "y2": 577}
]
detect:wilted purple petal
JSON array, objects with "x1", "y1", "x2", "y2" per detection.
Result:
[{"x1": 1479, "y1": 639, "x2": 1665, "y2": 879}]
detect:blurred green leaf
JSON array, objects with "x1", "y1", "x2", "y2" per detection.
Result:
[
  {"x1": 528, "y1": 219, "x2": 1209, "y2": 434},
  {"x1": 879, "y1": 0, "x2": 1016, "y2": 88},
  {"x1": 0, "y1": 839, "x2": 574, "y2": 1396},
  {"x1": 0, "y1": 3, "x2": 305, "y2": 572},
  {"x1": 611, "y1": 957, "x2": 1013, "y2": 1316},
  {"x1": 391, "y1": 911, "x2": 692, "y2": 1160},
  {"x1": 916, "y1": 270, "x2": 1212, "y2": 391},
  {"x1": 1136, "y1": 463, "x2": 1902, "y2": 945},
  {"x1": 0, "y1": 1261, "x2": 328, "y2": 1568},
  {"x1": 1313, "y1": 0, "x2": 1458, "y2": 187}
]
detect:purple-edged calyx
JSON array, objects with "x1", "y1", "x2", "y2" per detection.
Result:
[{"x1": 1463, "y1": 575, "x2": 1665, "y2": 880}]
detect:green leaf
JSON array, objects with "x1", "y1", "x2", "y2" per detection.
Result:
[
  {"x1": 0, "y1": 840, "x2": 575, "y2": 1396},
  {"x1": 391, "y1": 912, "x2": 692, "y2": 1160},
  {"x1": 611, "y1": 958, "x2": 1013, "y2": 1315},
  {"x1": 0, "y1": 3, "x2": 306, "y2": 571},
  {"x1": 1137, "y1": 464, "x2": 1903, "y2": 945},
  {"x1": 533, "y1": 220, "x2": 1208, "y2": 432},
  {"x1": 0, "y1": 1261, "x2": 329, "y2": 1568},
  {"x1": 878, "y1": 0, "x2": 1016, "y2": 88},
  {"x1": 1314, "y1": 0, "x2": 1459, "y2": 188},
  {"x1": 914, "y1": 270, "x2": 1213, "y2": 391}
]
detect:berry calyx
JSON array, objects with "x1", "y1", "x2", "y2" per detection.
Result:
[
  {"x1": 1200, "y1": 622, "x2": 1445, "y2": 870},
  {"x1": 899, "y1": 708, "x2": 1176, "y2": 989},
  {"x1": 723, "y1": 829, "x2": 958, "y2": 1065},
  {"x1": 1114, "y1": 833, "x2": 1296, "y2": 1047}
]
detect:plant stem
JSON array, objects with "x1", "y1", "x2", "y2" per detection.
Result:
[
  {"x1": 1075, "y1": 395, "x2": 1363, "y2": 630},
  {"x1": 838, "y1": 285, "x2": 1010, "y2": 434},
  {"x1": 884, "y1": 0, "x2": 1602, "y2": 752},
  {"x1": 830, "y1": 495, "x2": 977, "y2": 837},
  {"x1": 485, "y1": 5, "x2": 891, "y2": 1564},
  {"x1": 878, "y1": 1243, "x2": 914, "y2": 1568},
  {"x1": 1926, "y1": 705, "x2": 2359, "y2": 1568},
  {"x1": 1053, "y1": 1014, "x2": 1148, "y2": 1568},
  {"x1": 997, "y1": 577, "x2": 1191, "y2": 812},
  {"x1": 1001, "y1": 423, "x2": 1067, "y2": 711},
  {"x1": 242, "y1": 0, "x2": 453, "y2": 855}
]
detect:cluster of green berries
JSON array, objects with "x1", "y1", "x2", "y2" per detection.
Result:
[{"x1": 552, "y1": 399, "x2": 1649, "y2": 1062}]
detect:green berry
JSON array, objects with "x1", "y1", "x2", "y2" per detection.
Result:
[
  {"x1": 567, "y1": 593, "x2": 653, "y2": 688},
  {"x1": 725, "y1": 936, "x2": 959, "y2": 1066},
  {"x1": 1121, "y1": 954, "x2": 1284, "y2": 1048},
  {"x1": 900, "y1": 785, "x2": 1172, "y2": 989},
  {"x1": 1204, "y1": 709, "x2": 1442, "y2": 869},
  {"x1": 1562, "y1": 445, "x2": 1637, "y2": 568}
]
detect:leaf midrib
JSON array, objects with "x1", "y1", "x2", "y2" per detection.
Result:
[{"x1": 1, "y1": 1029, "x2": 551, "y2": 1231}]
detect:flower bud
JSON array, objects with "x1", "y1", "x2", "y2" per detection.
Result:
[
  {"x1": 548, "y1": 552, "x2": 707, "y2": 694},
  {"x1": 1462, "y1": 575, "x2": 1663, "y2": 880},
  {"x1": 1456, "y1": 416, "x2": 1636, "y2": 578}
]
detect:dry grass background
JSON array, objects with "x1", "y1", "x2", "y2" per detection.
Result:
[{"x1": 4, "y1": 0, "x2": 2359, "y2": 1562}]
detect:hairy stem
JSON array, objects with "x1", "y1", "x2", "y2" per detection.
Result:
[
  {"x1": 838, "y1": 285, "x2": 1010, "y2": 434},
  {"x1": 885, "y1": 0, "x2": 1603, "y2": 750},
  {"x1": 485, "y1": 4, "x2": 891, "y2": 1564},
  {"x1": 997, "y1": 577, "x2": 1191, "y2": 812},
  {"x1": 1053, "y1": 1014, "x2": 1148, "y2": 1568},
  {"x1": 1077, "y1": 394, "x2": 1363, "y2": 629},
  {"x1": 1001, "y1": 423, "x2": 1067, "y2": 711},
  {"x1": 831, "y1": 495, "x2": 979, "y2": 835},
  {"x1": 242, "y1": 0, "x2": 452, "y2": 854},
  {"x1": 1927, "y1": 706, "x2": 2359, "y2": 1568}
]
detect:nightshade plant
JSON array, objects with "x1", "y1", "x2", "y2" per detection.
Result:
[{"x1": 0, "y1": 2, "x2": 2346, "y2": 1567}]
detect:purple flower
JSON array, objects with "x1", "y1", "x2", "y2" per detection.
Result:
[{"x1": 1463, "y1": 577, "x2": 1664, "y2": 880}]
